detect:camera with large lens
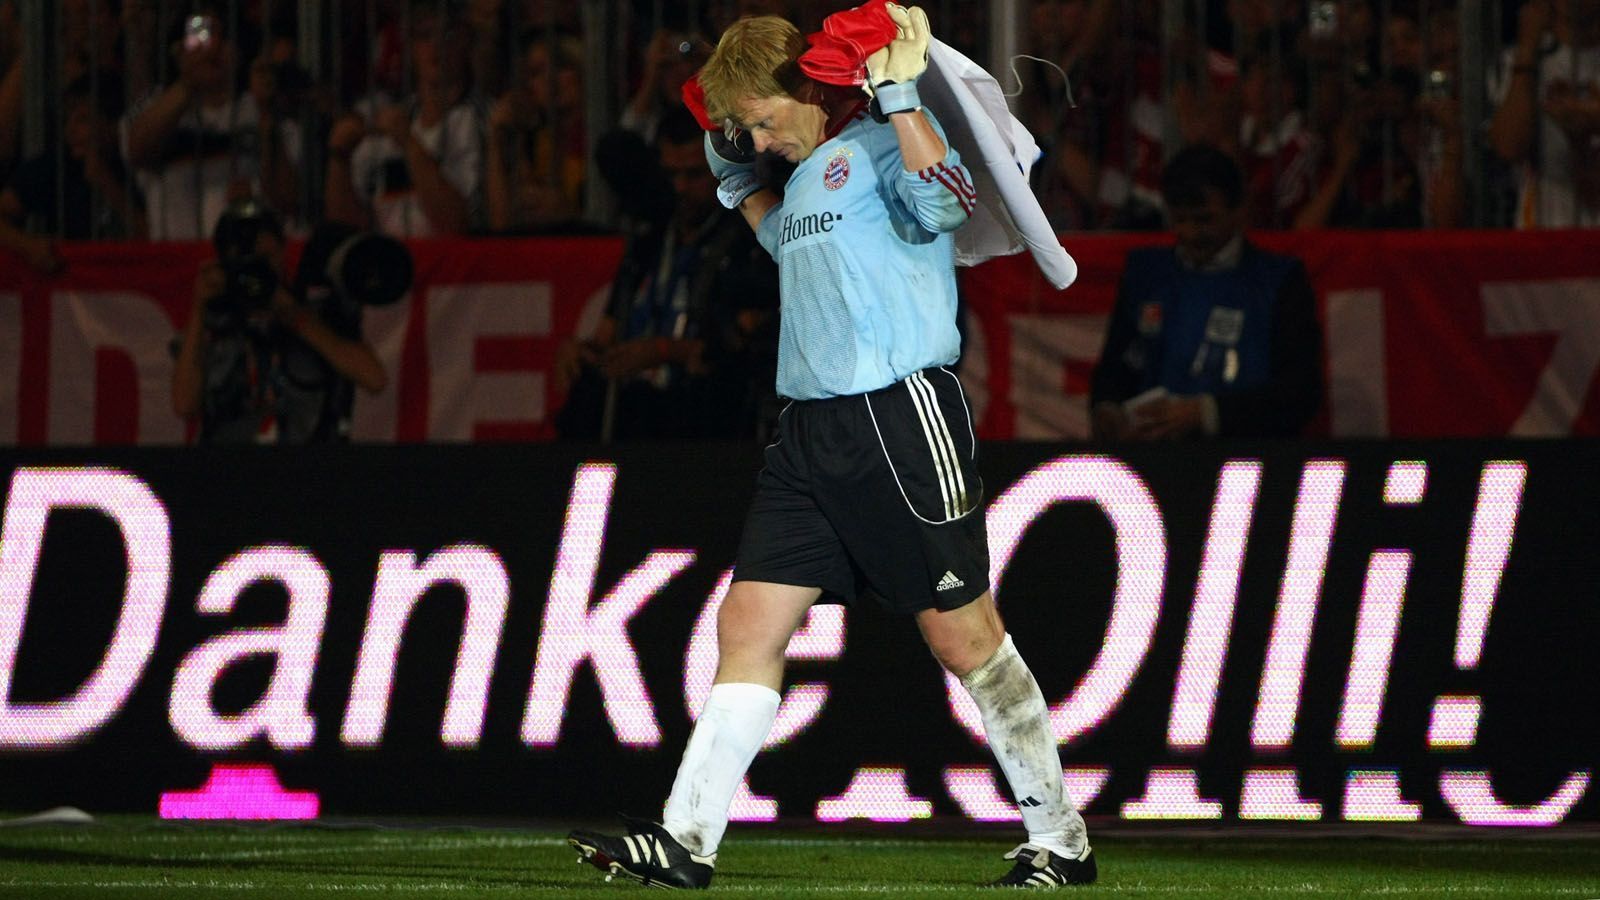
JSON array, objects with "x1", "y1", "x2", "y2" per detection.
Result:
[
  {"x1": 206, "y1": 198, "x2": 284, "y2": 331},
  {"x1": 295, "y1": 222, "x2": 413, "y2": 309}
]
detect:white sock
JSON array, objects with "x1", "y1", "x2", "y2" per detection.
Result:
[
  {"x1": 661, "y1": 682, "x2": 780, "y2": 858},
  {"x1": 960, "y1": 634, "x2": 1088, "y2": 858}
]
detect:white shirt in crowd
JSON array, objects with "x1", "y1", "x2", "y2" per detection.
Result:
[
  {"x1": 349, "y1": 102, "x2": 482, "y2": 237},
  {"x1": 120, "y1": 93, "x2": 301, "y2": 241},
  {"x1": 1491, "y1": 43, "x2": 1600, "y2": 229}
]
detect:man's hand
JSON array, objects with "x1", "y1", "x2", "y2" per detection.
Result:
[
  {"x1": 554, "y1": 337, "x2": 600, "y2": 391},
  {"x1": 705, "y1": 130, "x2": 759, "y2": 209},
  {"x1": 1090, "y1": 401, "x2": 1129, "y2": 441},
  {"x1": 642, "y1": 31, "x2": 677, "y2": 81},
  {"x1": 865, "y1": 3, "x2": 930, "y2": 115},
  {"x1": 1545, "y1": 80, "x2": 1600, "y2": 139},
  {"x1": 175, "y1": 43, "x2": 207, "y2": 92},
  {"x1": 270, "y1": 286, "x2": 306, "y2": 332},
  {"x1": 1128, "y1": 395, "x2": 1207, "y2": 440}
]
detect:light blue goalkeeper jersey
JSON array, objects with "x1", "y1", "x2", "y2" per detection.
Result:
[{"x1": 755, "y1": 104, "x2": 976, "y2": 399}]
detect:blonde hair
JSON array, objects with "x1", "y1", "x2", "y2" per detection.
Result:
[{"x1": 697, "y1": 16, "x2": 808, "y2": 126}]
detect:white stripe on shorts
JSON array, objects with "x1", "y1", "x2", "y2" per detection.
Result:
[
  {"x1": 905, "y1": 375, "x2": 956, "y2": 519},
  {"x1": 911, "y1": 372, "x2": 968, "y2": 514}
]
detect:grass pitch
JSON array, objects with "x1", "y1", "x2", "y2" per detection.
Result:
[{"x1": 0, "y1": 818, "x2": 1596, "y2": 898}]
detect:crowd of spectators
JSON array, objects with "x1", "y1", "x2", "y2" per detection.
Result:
[
  {"x1": 6, "y1": 0, "x2": 1586, "y2": 447},
  {"x1": 1, "y1": 0, "x2": 1595, "y2": 256}
]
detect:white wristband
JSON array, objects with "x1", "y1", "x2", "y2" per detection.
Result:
[{"x1": 873, "y1": 81, "x2": 922, "y2": 116}]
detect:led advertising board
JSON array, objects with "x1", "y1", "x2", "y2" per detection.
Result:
[{"x1": 1, "y1": 443, "x2": 1595, "y2": 825}]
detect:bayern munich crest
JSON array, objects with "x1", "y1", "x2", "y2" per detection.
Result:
[{"x1": 822, "y1": 152, "x2": 850, "y2": 190}]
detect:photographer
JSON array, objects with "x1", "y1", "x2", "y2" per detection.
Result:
[{"x1": 172, "y1": 200, "x2": 389, "y2": 445}]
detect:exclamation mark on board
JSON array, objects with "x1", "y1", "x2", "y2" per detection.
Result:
[
  {"x1": 1433, "y1": 460, "x2": 1591, "y2": 826},
  {"x1": 1428, "y1": 462, "x2": 1526, "y2": 750}
]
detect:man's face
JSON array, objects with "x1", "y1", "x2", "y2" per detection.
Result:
[
  {"x1": 523, "y1": 43, "x2": 581, "y2": 111},
  {"x1": 1168, "y1": 187, "x2": 1245, "y2": 265},
  {"x1": 734, "y1": 92, "x2": 825, "y2": 163},
  {"x1": 659, "y1": 138, "x2": 718, "y2": 223},
  {"x1": 413, "y1": 12, "x2": 467, "y2": 87}
]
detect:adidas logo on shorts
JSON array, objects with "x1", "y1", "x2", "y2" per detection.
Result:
[{"x1": 936, "y1": 571, "x2": 965, "y2": 592}]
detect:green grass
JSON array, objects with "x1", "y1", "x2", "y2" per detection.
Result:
[{"x1": 0, "y1": 819, "x2": 1596, "y2": 898}]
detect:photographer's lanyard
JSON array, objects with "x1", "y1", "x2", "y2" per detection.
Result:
[
  {"x1": 619, "y1": 233, "x2": 698, "y2": 391},
  {"x1": 630, "y1": 232, "x2": 696, "y2": 342},
  {"x1": 244, "y1": 344, "x2": 279, "y2": 442}
]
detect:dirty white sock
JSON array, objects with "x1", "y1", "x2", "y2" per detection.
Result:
[
  {"x1": 661, "y1": 682, "x2": 780, "y2": 857},
  {"x1": 960, "y1": 634, "x2": 1088, "y2": 857}
]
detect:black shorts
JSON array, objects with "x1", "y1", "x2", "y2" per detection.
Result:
[{"x1": 732, "y1": 366, "x2": 990, "y2": 614}]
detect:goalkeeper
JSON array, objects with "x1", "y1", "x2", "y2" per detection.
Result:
[{"x1": 568, "y1": 3, "x2": 1096, "y2": 889}]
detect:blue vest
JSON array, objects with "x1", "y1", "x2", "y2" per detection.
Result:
[{"x1": 1115, "y1": 244, "x2": 1298, "y2": 397}]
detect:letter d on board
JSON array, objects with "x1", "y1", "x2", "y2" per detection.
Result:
[{"x1": 0, "y1": 468, "x2": 169, "y2": 747}]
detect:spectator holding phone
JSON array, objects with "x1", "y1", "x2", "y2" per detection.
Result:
[
  {"x1": 484, "y1": 30, "x2": 586, "y2": 232},
  {"x1": 620, "y1": 26, "x2": 712, "y2": 143},
  {"x1": 325, "y1": 2, "x2": 480, "y2": 237},
  {"x1": 1488, "y1": 0, "x2": 1600, "y2": 228},
  {"x1": 122, "y1": 4, "x2": 299, "y2": 239}
]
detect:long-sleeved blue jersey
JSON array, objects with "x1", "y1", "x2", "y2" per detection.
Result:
[{"x1": 755, "y1": 105, "x2": 975, "y2": 399}]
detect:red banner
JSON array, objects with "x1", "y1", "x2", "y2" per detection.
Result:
[
  {"x1": 2, "y1": 231, "x2": 1598, "y2": 444},
  {"x1": 0, "y1": 238, "x2": 621, "y2": 444}
]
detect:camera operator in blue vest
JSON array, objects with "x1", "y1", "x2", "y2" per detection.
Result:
[{"x1": 1090, "y1": 143, "x2": 1324, "y2": 440}]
